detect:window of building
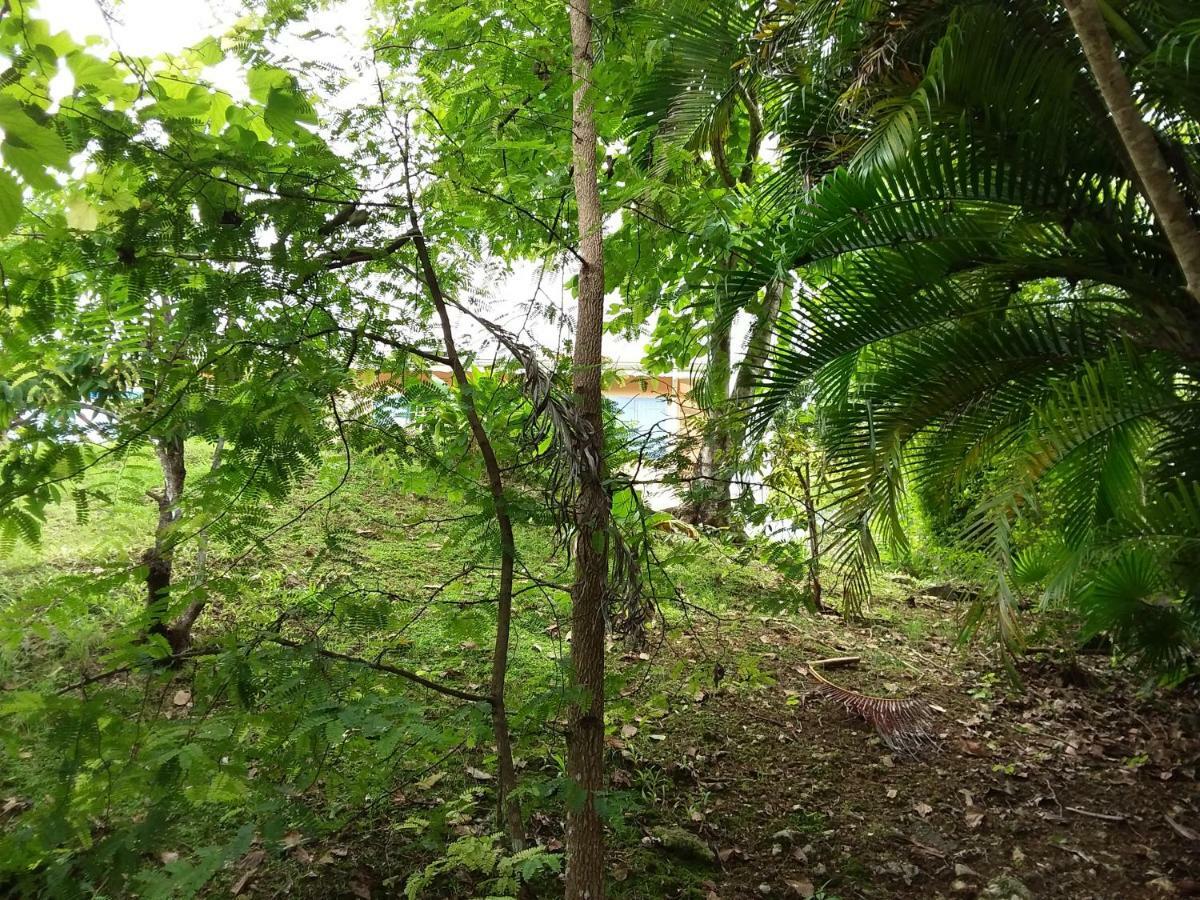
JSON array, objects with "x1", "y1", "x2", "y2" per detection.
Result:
[{"x1": 607, "y1": 393, "x2": 671, "y2": 459}]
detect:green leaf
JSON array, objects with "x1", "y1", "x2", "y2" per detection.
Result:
[
  {"x1": 246, "y1": 65, "x2": 290, "y2": 103},
  {"x1": 65, "y1": 196, "x2": 99, "y2": 231},
  {"x1": 264, "y1": 86, "x2": 315, "y2": 134},
  {"x1": 0, "y1": 98, "x2": 71, "y2": 188},
  {"x1": 191, "y1": 35, "x2": 225, "y2": 66},
  {"x1": 0, "y1": 169, "x2": 22, "y2": 236},
  {"x1": 66, "y1": 51, "x2": 126, "y2": 95}
]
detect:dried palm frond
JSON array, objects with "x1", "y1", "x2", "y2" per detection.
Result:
[
  {"x1": 447, "y1": 304, "x2": 655, "y2": 635},
  {"x1": 806, "y1": 666, "x2": 936, "y2": 752}
]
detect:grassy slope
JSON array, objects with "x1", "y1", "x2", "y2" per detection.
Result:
[
  {"x1": 2, "y1": 446, "x2": 1197, "y2": 899},
  {"x1": 0, "y1": 444, "x2": 785, "y2": 897}
]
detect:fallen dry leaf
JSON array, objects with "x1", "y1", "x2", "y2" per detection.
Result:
[
  {"x1": 786, "y1": 878, "x2": 816, "y2": 898},
  {"x1": 1165, "y1": 814, "x2": 1199, "y2": 842},
  {"x1": 172, "y1": 689, "x2": 191, "y2": 707},
  {"x1": 230, "y1": 849, "x2": 265, "y2": 896},
  {"x1": 230, "y1": 870, "x2": 255, "y2": 897},
  {"x1": 908, "y1": 837, "x2": 946, "y2": 859},
  {"x1": 913, "y1": 801, "x2": 933, "y2": 818}
]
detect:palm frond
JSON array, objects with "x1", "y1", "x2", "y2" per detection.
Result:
[{"x1": 807, "y1": 665, "x2": 936, "y2": 752}]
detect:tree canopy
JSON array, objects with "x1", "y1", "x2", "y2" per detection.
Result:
[{"x1": 1, "y1": 0, "x2": 1198, "y2": 896}]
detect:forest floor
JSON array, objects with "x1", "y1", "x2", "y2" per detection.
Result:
[
  {"x1": 609, "y1": 593, "x2": 1200, "y2": 900},
  {"x1": 2, "y1": 448, "x2": 1198, "y2": 899}
]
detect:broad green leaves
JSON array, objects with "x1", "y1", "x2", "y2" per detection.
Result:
[
  {"x1": 0, "y1": 96, "x2": 71, "y2": 189},
  {"x1": 64, "y1": 195, "x2": 99, "y2": 231},
  {"x1": 0, "y1": 170, "x2": 21, "y2": 236},
  {"x1": 248, "y1": 64, "x2": 317, "y2": 137}
]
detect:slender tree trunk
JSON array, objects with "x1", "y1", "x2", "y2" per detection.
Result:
[
  {"x1": 730, "y1": 279, "x2": 784, "y2": 412},
  {"x1": 692, "y1": 87, "x2": 770, "y2": 528},
  {"x1": 145, "y1": 435, "x2": 187, "y2": 655},
  {"x1": 567, "y1": 0, "x2": 610, "y2": 894},
  {"x1": 1063, "y1": 0, "x2": 1200, "y2": 303},
  {"x1": 726, "y1": 277, "x2": 784, "y2": 503},
  {"x1": 690, "y1": 123, "x2": 737, "y2": 529},
  {"x1": 695, "y1": 320, "x2": 732, "y2": 526},
  {"x1": 408, "y1": 212, "x2": 526, "y2": 851},
  {"x1": 798, "y1": 457, "x2": 824, "y2": 612}
]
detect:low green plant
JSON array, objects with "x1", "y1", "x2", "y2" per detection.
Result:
[{"x1": 402, "y1": 833, "x2": 560, "y2": 899}]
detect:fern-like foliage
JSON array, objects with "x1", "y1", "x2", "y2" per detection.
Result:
[{"x1": 723, "y1": 0, "x2": 1200, "y2": 671}]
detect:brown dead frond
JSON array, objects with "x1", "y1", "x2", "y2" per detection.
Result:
[
  {"x1": 807, "y1": 666, "x2": 936, "y2": 752},
  {"x1": 448, "y1": 305, "x2": 656, "y2": 637}
]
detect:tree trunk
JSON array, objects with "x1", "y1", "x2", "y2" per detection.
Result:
[
  {"x1": 691, "y1": 87, "x2": 771, "y2": 529},
  {"x1": 1063, "y1": 0, "x2": 1200, "y2": 303},
  {"x1": 726, "y1": 277, "x2": 784, "y2": 503},
  {"x1": 798, "y1": 457, "x2": 824, "y2": 612},
  {"x1": 145, "y1": 435, "x2": 188, "y2": 655},
  {"x1": 567, "y1": 0, "x2": 609, "y2": 895},
  {"x1": 694, "y1": 319, "x2": 732, "y2": 527},
  {"x1": 408, "y1": 212, "x2": 527, "y2": 851},
  {"x1": 730, "y1": 278, "x2": 784, "y2": 412}
]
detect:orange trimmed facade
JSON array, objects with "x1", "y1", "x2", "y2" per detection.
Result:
[{"x1": 360, "y1": 366, "x2": 701, "y2": 441}]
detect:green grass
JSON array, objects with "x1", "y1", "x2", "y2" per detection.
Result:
[
  {"x1": 1, "y1": 441, "x2": 223, "y2": 576},
  {"x1": 0, "y1": 438, "x2": 997, "y2": 898},
  {"x1": 0, "y1": 441, "x2": 805, "y2": 898}
]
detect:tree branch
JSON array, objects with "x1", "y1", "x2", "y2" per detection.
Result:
[{"x1": 267, "y1": 636, "x2": 489, "y2": 704}]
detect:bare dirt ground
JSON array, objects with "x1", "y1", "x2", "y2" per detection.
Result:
[
  {"x1": 205, "y1": 568, "x2": 1199, "y2": 900},
  {"x1": 609, "y1": 592, "x2": 1200, "y2": 900}
]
